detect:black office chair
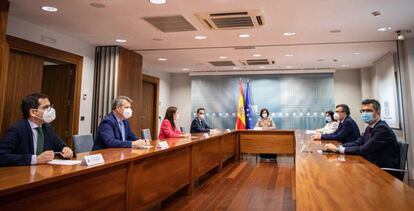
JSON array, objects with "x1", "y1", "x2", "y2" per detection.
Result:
[
  {"x1": 381, "y1": 141, "x2": 409, "y2": 181},
  {"x1": 141, "y1": 129, "x2": 152, "y2": 141}
]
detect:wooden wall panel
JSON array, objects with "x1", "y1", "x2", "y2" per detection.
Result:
[
  {"x1": 0, "y1": 0, "x2": 9, "y2": 137},
  {"x1": 1, "y1": 50, "x2": 43, "y2": 135},
  {"x1": 118, "y1": 47, "x2": 143, "y2": 135},
  {"x1": 42, "y1": 64, "x2": 75, "y2": 145}
]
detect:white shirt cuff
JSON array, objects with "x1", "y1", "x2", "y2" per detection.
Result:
[
  {"x1": 31, "y1": 155, "x2": 37, "y2": 165},
  {"x1": 338, "y1": 145, "x2": 345, "y2": 154}
]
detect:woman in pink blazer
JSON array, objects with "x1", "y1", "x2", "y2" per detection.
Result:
[{"x1": 159, "y1": 106, "x2": 190, "y2": 140}]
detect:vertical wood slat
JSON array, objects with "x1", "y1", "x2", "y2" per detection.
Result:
[{"x1": 0, "y1": 0, "x2": 9, "y2": 137}]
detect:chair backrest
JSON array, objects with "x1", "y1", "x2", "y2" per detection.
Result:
[
  {"x1": 398, "y1": 141, "x2": 409, "y2": 171},
  {"x1": 141, "y1": 129, "x2": 152, "y2": 141},
  {"x1": 180, "y1": 126, "x2": 185, "y2": 133},
  {"x1": 73, "y1": 134, "x2": 94, "y2": 155}
]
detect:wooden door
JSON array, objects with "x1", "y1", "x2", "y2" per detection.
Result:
[
  {"x1": 42, "y1": 64, "x2": 75, "y2": 145},
  {"x1": 141, "y1": 75, "x2": 159, "y2": 140},
  {"x1": 1, "y1": 50, "x2": 43, "y2": 136}
]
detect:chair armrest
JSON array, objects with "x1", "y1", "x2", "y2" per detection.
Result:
[{"x1": 381, "y1": 168, "x2": 408, "y2": 172}]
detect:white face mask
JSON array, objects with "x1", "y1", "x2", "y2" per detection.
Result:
[
  {"x1": 199, "y1": 114, "x2": 205, "y2": 119},
  {"x1": 325, "y1": 116, "x2": 332, "y2": 122},
  {"x1": 123, "y1": 108, "x2": 133, "y2": 119},
  {"x1": 42, "y1": 108, "x2": 56, "y2": 123},
  {"x1": 333, "y1": 113, "x2": 340, "y2": 121},
  {"x1": 261, "y1": 113, "x2": 268, "y2": 118},
  {"x1": 175, "y1": 113, "x2": 180, "y2": 121}
]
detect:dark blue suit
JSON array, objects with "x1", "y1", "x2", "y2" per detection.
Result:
[
  {"x1": 0, "y1": 120, "x2": 67, "y2": 166},
  {"x1": 321, "y1": 116, "x2": 360, "y2": 143},
  {"x1": 93, "y1": 112, "x2": 138, "y2": 150},
  {"x1": 190, "y1": 118, "x2": 210, "y2": 133},
  {"x1": 343, "y1": 120, "x2": 399, "y2": 169}
]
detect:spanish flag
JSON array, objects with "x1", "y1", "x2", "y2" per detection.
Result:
[{"x1": 235, "y1": 81, "x2": 246, "y2": 129}]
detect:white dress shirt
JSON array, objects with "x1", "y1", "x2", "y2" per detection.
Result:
[
  {"x1": 27, "y1": 119, "x2": 40, "y2": 165},
  {"x1": 315, "y1": 121, "x2": 339, "y2": 134}
]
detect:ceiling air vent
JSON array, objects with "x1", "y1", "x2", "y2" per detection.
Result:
[
  {"x1": 196, "y1": 10, "x2": 264, "y2": 30},
  {"x1": 241, "y1": 59, "x2": 275, "y2": 66},
  {"x1": 209, "y1": 61, "x2": 236, "y2": 67},
  {"x1": 143, "y1": 15, "x2": 197, "y2": 33}
]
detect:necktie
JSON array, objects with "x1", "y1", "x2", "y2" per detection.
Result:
[
  {"x1": 35, "y1": 127, "x2": 44, "y2": 155},
  {"x1": 118, "y1": 121, "x2": 126, "y2": 141},
  {"x1": 366, "y1": 127, "x2": 373, "y2": 139}
]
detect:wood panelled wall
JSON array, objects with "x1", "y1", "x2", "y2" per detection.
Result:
[
  {"x1": 0, "y1": 0, "x2": 9, "y2": 137},
  {"x1": 117, "y1": 47, "x2": 143, "y2": 136}
]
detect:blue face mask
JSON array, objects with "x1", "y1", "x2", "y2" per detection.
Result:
[{"x1": 361, "y1": 112, "x2": 374, "y2": 123}]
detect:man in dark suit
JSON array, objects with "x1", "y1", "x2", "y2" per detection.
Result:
[
  {"x1": 312, "y1": 104, "x2": 360, "y2": 143},
  {"x1": 0, "y1": 93, "x2": 73, "y2": 166},
  {"x1": 93, "y1": 96, "x2": 148, "y2": 150},
  {"x1": 190, "y1": 108, "x2": 211, "y2": 133},
  {"x1": 324, "y1": 99, "x2": 399, "y2": 171}
]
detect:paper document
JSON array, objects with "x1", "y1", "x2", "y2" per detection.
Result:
[
  {"x1": 305, "y1": 130, "x2": 316, "y2": 135},
  {"x1": 138, "y1": 145, "x2": 153, "y2": 149},
  {"x1": 48, "y1": 159, "x2": 82, "y2": 165}
]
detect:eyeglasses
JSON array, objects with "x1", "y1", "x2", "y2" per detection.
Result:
[
  {"x1": 360, "y1": 109, "x2": 374, "y2": 113},
  {"x1": 39, "y1": 104, "x2": 54, "y2": 111},
  {"x1": 199, "y1": 112, "x2": 205, "y2": 115}
]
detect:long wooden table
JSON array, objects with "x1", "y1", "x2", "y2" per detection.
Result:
[
  {"x1": 0, "y1": 130, "x2": 294, "y2": 210},
  {"x1": 295, "y1": 130, "x2": 414, "y2": 211}
]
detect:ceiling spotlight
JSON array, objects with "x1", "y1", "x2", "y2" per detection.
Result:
[
  {"x1": 41, "y1": 6, "x2": 58, "y2": 12},
  {"x1": 194, "y1": 35, "x2": 207, "y2": 40},
  {"x1": 353, "y1": 52, "x2": 361, "y2": 55},
  {"x1": 182, "y1": 68, "x2": 189, "y2": 71},
  {"x1": 285, "y1": 54, "x2": 294, "y2": 57},
  {"x1": 377, "y1": 27, "x2": 392, "y2": 32},
  {"x1": 396, "y1": 30, "x2": 411, "y2": 40},
  {"x1": 219, "y1": 56, "x2": 228, "y2": 59},
  {"x1": 233, "y1": 67, "x2": 241, "y2": 70},
  {"x1": 115, "y1": 39, "x2": 127, "y2": 43},
  {"x1": 158, "y1": 58, "x2": 167, "y2": 61},
  {"x1": 259, "y1": 66, "x2": 266, "y2": 69},
  {"x1": 239, "y1": 34, "x2": 250, "y2": 38},
  {"x1": 341, "y1": 64, "x2": 349, "y2": 67},
  {"x1": 371, "y1": 11, "x2": 381, "y2": 17},
  {"x1": 286, "y1": 66, "x2": 293, "y2": 68},
  {"x1": 149, "y1": 0, "x2": 167, "y2": 5},
  {"x1": 253, "y1": 54, "x2": 261, "y2": 57},
  {"x1": 283, "y1": 32, "x2": 296, "y2": 36}
]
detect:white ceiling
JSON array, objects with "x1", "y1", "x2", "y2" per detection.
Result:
[{"x1": 8, "y1": 0, "x2": 414, "y2": 73}]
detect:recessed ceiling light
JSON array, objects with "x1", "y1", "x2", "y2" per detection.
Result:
[
  {"x1": 41, "y1": 6, "x2": 58, "y2": 12},
  {"x1": 115, "y1": 39, "x2": 127, "y2": 43},
  {"x1": 353, "y1": 52, "x2": 361, "y2": 55},
  {"x1": 285, "y1": 54, "x2": 294, "y2": 57},
  {"x1": 194, "y1": 35, "x2": 207, "y2": 40},
  {"x1": 158, "y1": 58, "x2": 167, "y2": 61},
  {"x1": 286, "y1": 66, "x2": 293, "y2": 68},
  {"x1": 341, "y1": 64, "x2": 349, "y2": 67},
  {"x1": 233, "y1": 67, "x2": 240, "y2": 70},
  {"x1": 259, "y1": 66, "x2": 266, "y2": 69},
  {"x1": 90, "y1": 3, "x2": 106, "y2": 8},
  {"x1": 149, "y1": 0, "x2": 167, "y2": 5},
  {"x1": 219, "y1": 56, "x2": 228, "y2": 59},
  {"x1": 377, "y1": 27, "x2": 392, "y2": 32},
  {"x1": 253, "y1": 54, "x2": 261, "y2": 57},
  {"x1": 283, "y1": 32, "x2": 296, "y2": 36},
  {"x1": 239, "y1": 34, "x2": 250, "y2": 38},
  {"x1": 182, "y1": 68, "x2": 189, "y2": 71},
  {"x1": 372, "y1": 11, "x2": 381, "y2": 17}
]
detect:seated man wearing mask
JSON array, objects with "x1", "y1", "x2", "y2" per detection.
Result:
[
  {"x1": 190, "y1": 108, "x2": 211, "y2": 133},
  {"x1": 93, "y1": 96, "x2": 148, "y2": 150},
  {"x1": 312, "y1": 104, "x2": 360, "y2": 143},
  {"x1": 324, "y1": 99, "x2": 399, "y2": 177},
  {"x1": 0, "y1": 93, "x2": 73, "y2": 166}
]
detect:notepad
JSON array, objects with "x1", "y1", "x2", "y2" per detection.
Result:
[
  {"x1": 305, "y1": 130, "x2": 316, "y2": 135},
  {"x1": 48, "y1": 159, "x2": 82, "y2": 165}
]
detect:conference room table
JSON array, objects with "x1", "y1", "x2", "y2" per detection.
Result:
[{"x1": 0, "y1": 129, "x2": 413, "y2": 210}]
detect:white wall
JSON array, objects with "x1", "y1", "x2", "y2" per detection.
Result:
[
  {"x1": 142, "y1": 67, "x2": 171, "y2": 134},
  {"x1": 334, "y1": 69, "x2": 364, "y2": 130},
  {"x1": 170, "y1": 73, "x2": 192, "y2": 132},
  {"x1": 403, "y1": 38, "x2": 414, "y2": 179},
  {"x1": 6, "y1": 16, "x2": 95, "y2": 135}
]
